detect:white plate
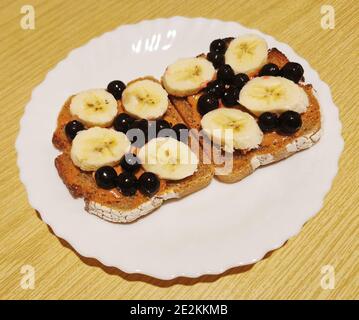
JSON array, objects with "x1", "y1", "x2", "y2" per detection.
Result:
[{"x1": 16, "y1": 17, "x2": 343, "y2": 280}]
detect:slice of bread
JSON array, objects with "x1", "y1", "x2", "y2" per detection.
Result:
[
  {"x1": 53, "y1": 78, "x2": 214, "y2": 223},
  {"x1": 169, "y1": 48, "x2": 322, "y2": 183}
]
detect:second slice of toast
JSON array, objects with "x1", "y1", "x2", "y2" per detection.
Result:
[{"x1": 169, "y1": 49, "x2": 322, "y2": 183}]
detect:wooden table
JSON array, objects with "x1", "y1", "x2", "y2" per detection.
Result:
[{"x1": 0, "y1": 0, "x2": 358, "y2": 300}]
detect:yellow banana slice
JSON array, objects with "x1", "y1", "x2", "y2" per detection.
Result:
[
  {"x1": 70, "y1": 89, "x2": 118, "y2": 127},
  {"x1": 122, "y1": 79, "x2": 169, "y2": 119},
  {"x1": 201, "y1": 108, "x2": 263, "y2": 153},
  {"x1": 225, "y1": 34, "x2": 268, "y2": 74},
  {"x1": 138, "y1": 137, "x2": 199, "y2": 180},
  {"x1": 239, "y1": 76, "x2": 309, "y2": 116},
  {"x1": 71, "y1": 127, "x2": 130, "y2": 171},
  {"x1": 162, "y1": 57, "x2": 216, "y2": 97}
]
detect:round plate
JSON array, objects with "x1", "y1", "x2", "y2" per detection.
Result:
[{"x1": 16, "y1": 17, "x2": 343, "y2": 280}]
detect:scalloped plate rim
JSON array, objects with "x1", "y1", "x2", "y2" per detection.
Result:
[{"x1": 15, "y1": 16, "x2": 344, "y2": 280}]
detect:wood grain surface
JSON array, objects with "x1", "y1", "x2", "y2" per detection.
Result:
[{"x1": 0, "y1": 0, "x2": 358, "y2": 300}]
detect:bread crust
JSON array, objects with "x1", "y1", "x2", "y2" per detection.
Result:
[
  {"x1": 53, "y1": 78, "x2": 214, "y2": 223},
  {"x1": 169, "y1": 48, "x2": 322, "y2": 183}
]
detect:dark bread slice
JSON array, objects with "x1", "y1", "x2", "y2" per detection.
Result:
[
  {"x1": 169, "y1": 49, "x2": 322, "y2": 183},
  {"x1": 53, "y1": 77, "x2": 214, "y2": 223}
]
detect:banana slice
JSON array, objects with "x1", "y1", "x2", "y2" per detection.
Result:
[
  {"x1": 70, "y1": 89, "x2": 118, "y2": 127},
  {"x1": 71, "y1": 127, "x2": 130, "y2": 171},
  {"x1": 122, "y1": 79, "x2": 169, "y2": 119},
  {"x1": 239, "y1": 76, "x2": 309, "y2": 116},
  {"x1": 138, "y1": 137, "x2": 199, "y2": 180},
  {"x1": 162, "y1": 57, "x2": 216, "y2": 97},
  {"x1": 225, "y1": 34, "x2": 268, "y2": 74},
  {"x1": 201, "y1": 108, "x2": 263, "y2": 153}
]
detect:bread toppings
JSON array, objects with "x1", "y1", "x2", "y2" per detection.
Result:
[
  {"x1": 107, "y1": 80, "x2": 126, "y2": 100},
  {"x1": 65, "y1": 120, "x2": 85, "y2": 140},
  {"x1": 163, "y1": 35, "x2": 310, "y2": 154},
  {"x1": 201, "y1": 108, "x2": 263, "y2": 153},
  {"x1": 138, "y1": 137, "x2": 199, "y2": 180},
  {"x1": 258, "y1": 63, "x2": 280, "y2": 77},
  {"x1": 138, "y1": 172, "x2": 160, "y2": 197},
  {"x1": 197, "y1": 93, "x2": 219, "y2": 116},
  {"x1": 122, "y1": 79, "x2": 169, "y2": 119},
  {"x1": 94, "y1": 166, "x2": 117, "y2": 189},
  {"x1": 239, "y1": 76, "x2": 309, "y2": 115},
  {"x1": 280, "y1": 62, "x2": 304, "y2": 83},
  {"x1": 62, "y1": 78, "x2": 200, "y2": 198},
  {"x1": 70, "y1": 127, "x2": 131, "y2": 171},
  {"x1": 162, "y1": 57, "x2": 216, "y2": 97},
  {"x1": 224, "y1": 34, "x2": 268, "y2": 74},
  {"x1": 70, "y1": 89, "x2": 118, "y2": 127}
]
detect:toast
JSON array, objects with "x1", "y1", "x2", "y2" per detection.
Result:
[
  {"x1": 168, "y1": 48, "x2": 322, "y2": 183},
  {"x1": 53, "y1": 77, "x2": 214, "y2": 223},
  {"x1": 53, "y1": 37, "x2": 322, "y2": 224}
]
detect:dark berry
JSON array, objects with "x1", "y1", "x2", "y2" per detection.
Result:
[
  {"x1": 95, "y1": 166, "x2": 117, "y2": 189},
  {"x1": 278, "y1": 111, "x2": 302, "y2": 134},
  {"x1": 258, "y1": 112, "x2": 279, "y2": 132},
  {"x1": 130, "y1": 119, "x2": 148, "y2": 132},
  {"x1": 205, "y1": 80, "x2": 225, "y2": 98},
  {"x1": 127, "y1": 119, "x2": 148, "y2": 147},
  {"x1": 197, "y1": 93, "x2": 219, "y2": 116},
  {"x1": 172, "y1": 123, "x2": 189, "y2": 143},
  {"x1": 107, "y1": 80, "x2": 126, "y2": 100},
  {"x1": 210, "y1": 39, "x2": 226, "y2": 54},
  {"x1": 120, "y1": 153, "x2": 140, "y2": 173},
  {"x1": 138, "y1": 172, "x2": 160, "y2": 197},
  {"x1": 259, "y1": 63, "x2": 280, "y2": 77},
  {"x1": 280, "y1": 62, "x2": 304, "y2": 83},
  {"x1": 217, "y1": 64, "x2": 235, "y2": 84},
  {"x1": 232, "y1": 73, "x2": 249, "y2": 90},
  {"x1": 156, "y1": 119, "x2": 171, "y2": 133},
  {"x1": 116, "y1": 172, "x2": 138, "y2": 196},
  {"x1": 221, "y1": 86, "x2": 240, "y2": 107},
  {"x1": 207, "y1": 52, "x2": 225, "y2": 69},
  {"x1": 222, "y1": 37, "x2": 234, "y2": 46},
  {"x1": 113, "y1": 113, "x2": 135, "y2": 134},
  {"x1": 65, "y1": 120, "x2": 85, "y2": 140},
  {"x1": 156, "y1": 119, "x2": 176, "y2": 138}
]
